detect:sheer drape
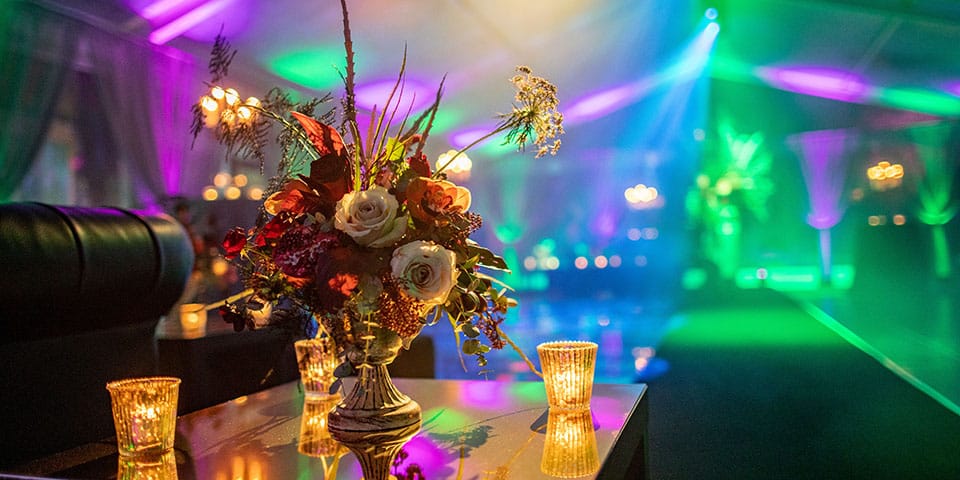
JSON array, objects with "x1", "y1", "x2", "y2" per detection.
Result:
[
  {"x1": 0, "y1": 2, "x2": 77, "y2": 201},
  {"x1": 74, "y1": 71, "x2": 122, "y2": 206},
  {"x1": 85, "y1": 32, "x2": 198, "y2": 211},
  {"x1": 2, "y1": 3, "x2": 199, "y2": 208}
]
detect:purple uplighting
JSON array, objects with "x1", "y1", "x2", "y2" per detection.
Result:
[
  {"x1": 565, "y1": 84, "x2": 643, "y2": 124},
  {"x1": 591, "y1": 397, "x2": 627, "y2": 430},
  {"x1": 457, "y1": 380, "x2": 510, "y2": 410},
  {"x1": 791, "y1": 128, "x2": 852, "y2": 280},
  {"x1": 396, "y1": 435, "x2": 455, "y2": 477},
  {"x1": 792, "y1": 128, "x2": 850, "y2": 230},
  {"x1": 354, "y1": 78, "x2": 434, "y2": 113},
  {"x1": 129, "y1": 0, "x2": 246, "y2": 44},
  {"x1": 945, "y1": 81, "x2": 960, "y2": 97},
  {"x1": 759, "y1": 66, "x2": 870, "y2": 103},
  {"x1": 449, "y1": 126, "x2": 496, "y2": 150}
]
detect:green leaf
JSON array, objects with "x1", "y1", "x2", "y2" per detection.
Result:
[
  {"x1": 465, "y1": 244, "x2": 509, "y2": 270},
  {"x1": 461, "y1": 322, "x2": 481, "y2": 338},
  {"x1": 463, "y1": 339, "x2": 481, "y2": 355},
  {"x1": 334, "y1": 362, "x2": 354, "y2": 378},
  {"x1": 475, "y1": 271, "x2": 514, "y2": 291},
  {"x1": 384, "y1": 137, "x2": 405, "y2": 162}
]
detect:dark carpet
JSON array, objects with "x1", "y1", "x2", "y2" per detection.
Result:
[{"x1": 645, "y1": 289, "x2": 960, "y2": 479}]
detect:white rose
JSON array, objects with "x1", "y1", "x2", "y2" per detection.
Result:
[
  {"x1": 334, "y1": 186, "x2": 407, "y2": 247},
  {"x1": 390, "y1": 241, "x2": 458, "y2": 305}
]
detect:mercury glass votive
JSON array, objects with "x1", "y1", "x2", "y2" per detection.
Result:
[
  {"x1": 106, "y1": 377, "x2": 181, "y2": 457},
  {"x1": 540, "y1": 409, "x2": 600, "y2": 478},
  {"x1": 294, "y1": 336, "x2": 339, "y2": 399},
  {"x1": 537, "y1": 340, "x2": 598, "y2": 411}
]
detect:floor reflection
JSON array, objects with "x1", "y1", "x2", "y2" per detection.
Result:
[
  {"x1": 801, "y1": 281, "x2": 960, "y2": 415},
  {"x1": 417, "y1": 295, "x2": 674, "y2": 384}
]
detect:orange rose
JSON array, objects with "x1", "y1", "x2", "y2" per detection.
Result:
[{"x1": 405, "y1": 177, "x2": 471, "y2": 225}]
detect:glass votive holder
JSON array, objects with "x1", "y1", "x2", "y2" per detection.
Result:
[
  {"x1": 117, "y1": 450, "x2": 178, "y2": 479},
  {"x1": 106, "y1": 377, "x2": 181, "y2": 457},
  {"x1": 537, "y1": 340, "x2": 598, "y2": 411},
  {"x1": 540, "y1": 409, "x2": 599, "y2": 478},
  {"x1": 178, "y1": 303, "x2": 207, "y2": 334},
  {"x1": 298, "y1": 397, "x2": 342, "y2": 458},
  {"x1": 294, "y1": 336, "x2": 339, "y2": 399}
]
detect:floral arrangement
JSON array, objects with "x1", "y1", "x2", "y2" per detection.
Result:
[{"x1": 192, "y1": 0, "x2": 563, "y2": 374}]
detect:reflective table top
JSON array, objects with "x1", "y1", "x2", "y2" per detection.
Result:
[{"x1": 9, "y1": 378, "x2": 647, "y2": 479}]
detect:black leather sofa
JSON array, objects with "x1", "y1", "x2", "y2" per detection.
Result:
[
  {"x1": 0, "y1": 201, "x2": 436, "y2": 469},
  {"x1": 0, "y1": 202, "x2": 194, "y2": 467}
]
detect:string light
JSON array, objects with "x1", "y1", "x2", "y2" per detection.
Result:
[
  {"x1": 198, "y1": 85, "x2": 260, "y2": 129},
  {"x1": 436, "y1": 149, "x2": 473, "y2": 178},
  {"x1": 867, "y1": 160, "x2": 904, "y2": 191},
  {"x1": 624, "y1": 183, "x2": 662, "y2": 209},
  {"x1": 205, "y1": 172, "x2": 261, "y2": 201}
]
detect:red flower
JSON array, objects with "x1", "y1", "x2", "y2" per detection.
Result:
[
  {"x1": 327, "y1": 273, "x2": 359, "y2": 296},
  {"x1": 222, "y1": 227, "x2": 247, "y2": 260},
  {"x1": 407, "y1": 153, "x2": 432, "y2": 177},
  {"x1": 255, "y1": 215, "x2": 289, "y2": 247}
]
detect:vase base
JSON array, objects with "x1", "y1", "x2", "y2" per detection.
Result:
[{"x1": 328, "y1": 397, "x2": 421, "y2": 433}]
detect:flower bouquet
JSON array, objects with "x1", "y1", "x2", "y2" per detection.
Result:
[{"x1": 192, "y1": 0, "x2": 563, "y2": 434}]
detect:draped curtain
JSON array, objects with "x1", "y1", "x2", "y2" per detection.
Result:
[
  {"x1": 1, "y1": 2, "x2": 199, "y2": 209},
  {"x1": 0, "y1": 2, "x2": 77, "y2": 201},
  {"x1": 86, "y1": 31, "x2": 199, "y2": 211}
]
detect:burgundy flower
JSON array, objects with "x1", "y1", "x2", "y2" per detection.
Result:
[
  {"x1": 407, "y1": 153, "x2": 432, "y2": 178},
  {"x1": 255, "y1": 214, "x2": 290, "y2": 247},
  {"x1": 222, "y1": 227, "x2": 247, "y2": 260},
  {"x1": 272, "y1": 224, "x2": 340, "y2": 278},
  {"x1": 290, "y1": 111, "x2": 352, "y2": 216},
  {"x1": 219, "y1": 305, "x2": 248, "y2": 332}
]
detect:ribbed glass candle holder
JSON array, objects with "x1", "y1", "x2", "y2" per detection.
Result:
[
  {"x1": 298, "y1": 396, "x2": 343, "y2": 458},
  {"x1": 117, "y1": 450, "x2": 178, "y2": 479},
  {"x1": 106, "y1": 377, "x2": 181, "y2": 457},
  {"x1": 295, "y1": 336, "x2": 339, "y2": 399},
  {"x1": 537, "y1": 340, "x2": 598, "y2": 411},
  {"x1": 540, "y1": 409, "x2": 600, "y2": 478}
]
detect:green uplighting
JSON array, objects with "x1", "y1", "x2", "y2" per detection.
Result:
[
  {"x1": 424, "y1": 109, "x2": 460, "y2": 137},
  {"x1": 873, "y1": 87, "x2": 960, "y2": 116},
  {"x1": 681, "y1": 268, "x2": 708, "y2": 290},
  {"x1": 422, "y1": 407, "x2": 474, "y2": 432},
  {"x1": 669, "y1": 306, "x2": 845, "y2": 347},
  {"x1": 268, "y1": 48, "x2": 347, "y2": 90},
  {"x1": 494, "y1": 224, "x2": 524, "y2": 244},
  {"x1": 733, "y1": 265, "x2": 855, "y2": 291},
  {"x1": 480, "y1": 132, "x2": 525, "y2": 156},
  {"x1": 510, "y1": 381, "x2": 546, "y2": 402}
]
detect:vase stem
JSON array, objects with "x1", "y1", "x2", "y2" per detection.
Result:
[
  {"x1": 328, "y1": 362, "x2": 421, "y2": 433},
  {"x1": 342, "y1": 363, "x2": 410, "y2": 410}
]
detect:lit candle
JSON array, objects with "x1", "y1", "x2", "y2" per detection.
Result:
[{"x1": 179, "y1": 303, "x2": 207, "y2": 333}]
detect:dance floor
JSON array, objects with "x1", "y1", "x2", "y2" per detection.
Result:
[
  {"x1": 420, "y1": 284, "x2": 960, "y2": 417},
  {"x1": 417, "y1": 272, "x2": 960, "y2": 478}
]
